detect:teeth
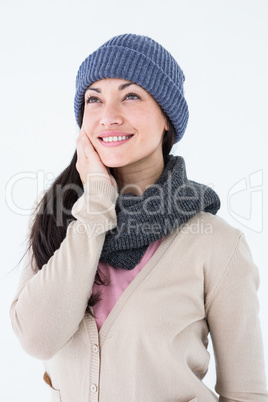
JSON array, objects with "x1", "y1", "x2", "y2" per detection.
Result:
[{"x1": 102, "y1": 135, "x2": 131, "y2": 143}]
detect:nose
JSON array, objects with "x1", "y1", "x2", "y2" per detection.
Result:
[{"x1": 100, "y1": 103, "x2": 123, "y2": 127}]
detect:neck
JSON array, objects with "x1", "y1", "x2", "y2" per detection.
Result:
[{"x1": 113, "y1": 155, "x2": 165, "y2": 195}]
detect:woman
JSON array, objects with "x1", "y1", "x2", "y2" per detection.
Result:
[{"x1": 10, "y1": 34, "x2": 267, "y2": 401}]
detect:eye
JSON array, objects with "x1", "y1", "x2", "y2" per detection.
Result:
[
  {"x1": 86, "y1": 96, "x2": 101, "y2": 104},
  {"x1": 124, "y1": 92, "x2": 141, "y2": 101}
]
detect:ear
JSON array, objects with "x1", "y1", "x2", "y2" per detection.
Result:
[
  {"x1": 164, "y1": 117, "x2": 169, "y2": 132},
  {"x1": 162, "y1": 111, "x2": 169, "y2": 132}
]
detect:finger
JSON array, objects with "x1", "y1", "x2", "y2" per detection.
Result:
[
  {"x1": 80, "y1": 131, "x2": 101, "y2": 162},
  {"x1": 76, "y1": 131, "x2": 87, "y2": 162},
  {"x1": 77, "y1": 126, "x2": 93, "y2": 160},
  {"x1": 76, "y1": 127, "x2": 113, "y2": 185}
]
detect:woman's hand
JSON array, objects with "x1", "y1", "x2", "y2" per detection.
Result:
[{"x1": 76, "y1": 127, "x2": 117, "y2": 189}]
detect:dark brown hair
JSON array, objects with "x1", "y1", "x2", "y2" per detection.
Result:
[{"x1": 28, "y1": 104, "x2": 176, "y2": 315}]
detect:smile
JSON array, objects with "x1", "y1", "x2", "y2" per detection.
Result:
[
  {"x1": 98, "y1": 133, "x2": 134, "y2": 147},
  {"x1": 101, "y1": 135, "x2": 132, "y2": 143}
]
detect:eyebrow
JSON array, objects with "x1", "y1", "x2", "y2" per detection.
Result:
[{"x1": 87, "y1": 81, "x2": 135, "y2": 93}]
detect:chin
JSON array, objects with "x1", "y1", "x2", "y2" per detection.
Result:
[{"x1": 100, "y1": 155, "x2": 131, "y2": 169}]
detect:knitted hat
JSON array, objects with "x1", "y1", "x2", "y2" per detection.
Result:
[{"x1": 74, "y1": 34, "x2": 189, "y2": 143}]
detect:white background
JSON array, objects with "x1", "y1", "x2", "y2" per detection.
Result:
[{"x1": 1, "y1": 0, "x2": 267, "y2": 400}]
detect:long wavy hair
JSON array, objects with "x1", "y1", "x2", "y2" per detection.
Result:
[{"x1": 28, "y1": 102, "x2": 176, "y2": 315}]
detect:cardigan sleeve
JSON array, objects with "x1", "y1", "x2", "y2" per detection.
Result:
[
  {"x1": 9, "y1": 180, "x2": 118, "y2": 361},
  {"x1": 205, "y1": 233, "x2": 268, "y2": 401}
]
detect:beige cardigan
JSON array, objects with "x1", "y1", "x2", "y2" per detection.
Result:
[{"x1": 10, "y1": 180, "x2": 268, "y2": 402}]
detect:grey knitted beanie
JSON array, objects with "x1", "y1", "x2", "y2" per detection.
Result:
[{"x1": 74, "y1": 33, "x2": 189, "y2": 143}]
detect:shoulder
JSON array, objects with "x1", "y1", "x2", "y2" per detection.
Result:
[
  {"x1": 176, "y1": 211, "x2": 242, "y2": 255},
  {"x1": 165, "y1": 211, "x2": 244, "y2": 269},
  {"x1": 186, "y1": 211, "x2": 240, "y2": 235},
  {"x1": 168, "y1": 212, "x2": 256, "y2": 295}
]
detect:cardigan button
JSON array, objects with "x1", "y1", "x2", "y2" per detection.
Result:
[
  {"x1": 92, "y1": 344, "x2": 99, "y2": 353},
  {"x1": 91, "y1": 384, "x2": 98, "y2": 393}
]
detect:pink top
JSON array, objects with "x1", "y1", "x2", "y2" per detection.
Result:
[{"x1": 92, "y1": 238, "x2": 163, "y2": 331}]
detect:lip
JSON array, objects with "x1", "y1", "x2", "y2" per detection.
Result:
[{"x1": 98, "y1": 131, "x2": 134, "y2": 147}]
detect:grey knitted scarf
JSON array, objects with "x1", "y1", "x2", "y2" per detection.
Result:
[{"x1": 100, "y1": 155, "x2": 220, "y2": 269}]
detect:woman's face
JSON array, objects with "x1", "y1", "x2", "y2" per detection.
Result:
[{"x1": 82, "y1": 78, "x2": 168, "y2": 169}]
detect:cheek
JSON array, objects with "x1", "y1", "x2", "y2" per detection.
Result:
[
  {"x1": 82, "y1": 112, "x2": 94, "y2": 137},
  {"x1": 139, "y1": 113, "x2": 166, "y2": 141},
  {"x1": 136, "y1": 105, "x2": 166, "y2": 131}
]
